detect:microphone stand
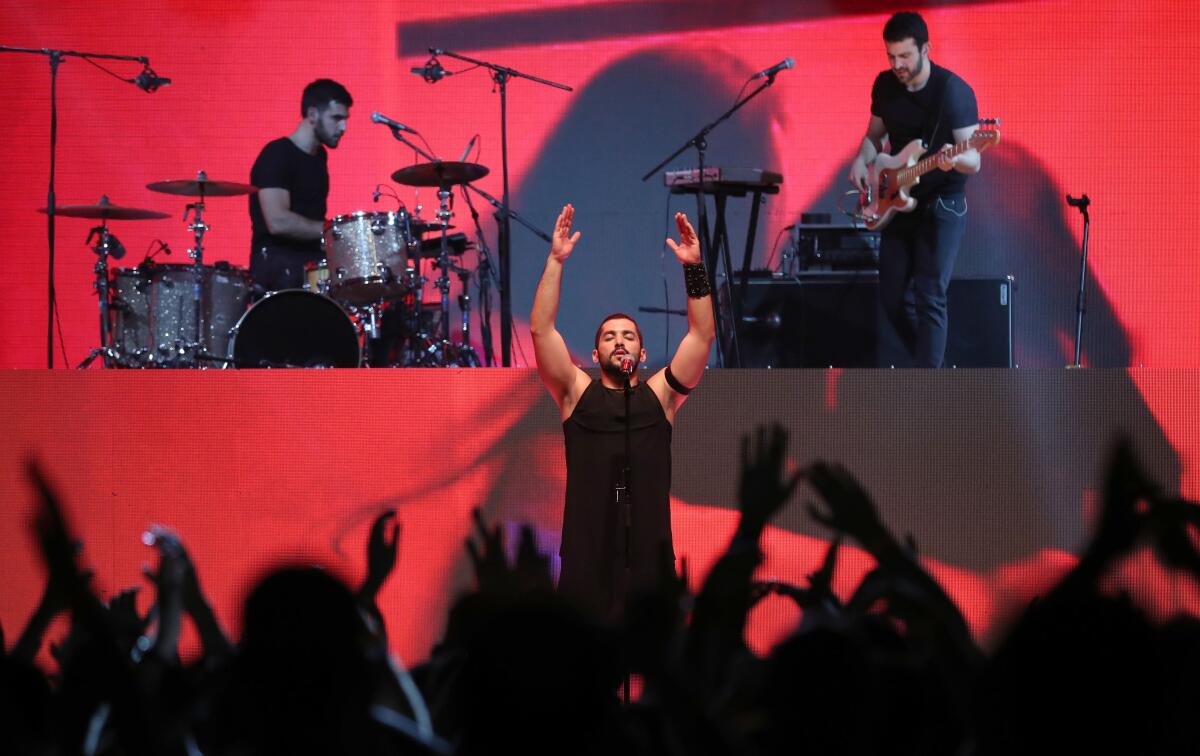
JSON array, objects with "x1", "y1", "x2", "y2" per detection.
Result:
[
  {"x1": 1066, "y1": 193, "x2": 1091, "y2": 368},
  {"x1": 618, "y1": 366, "x2": 633, "y2": 705},
  {"x1": 427, "y1": 47, "x2": 572, "y2": 366},
  {"x1": 383, "y1": 128, "x2": 550, "y2": 365},
  {"x1": 640, "y1": 74, "x2": 780, "y2": 368},
  {"x1": 0, "y1": 45, "x2": 151, "y2": 368}
]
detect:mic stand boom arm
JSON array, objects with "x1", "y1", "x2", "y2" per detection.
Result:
[
  {"x1": 640, "y1": 75, "x2": 779, "y2": 368},
  {"x1": 428, "y1": 47, "x2": 572, "y2": 367},
  {"x1": 0, "y1": 45, "x2": 152, "y2": 368}
]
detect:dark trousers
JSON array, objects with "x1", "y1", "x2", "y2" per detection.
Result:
[
  {"x1": 249, "y1": 245, "x2": 319, "y2": 295},
  {"x1": 878, "y1": 193, "x2": 968, "y2": 368}
]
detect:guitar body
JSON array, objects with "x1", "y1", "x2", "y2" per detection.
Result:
[{"x1": 861, "y1": 138, "x2": 926, "y2": 231}]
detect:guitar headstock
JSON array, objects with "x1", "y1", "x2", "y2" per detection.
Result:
[{"x1": 972, "y1": 118, "x2": 1002, "y2": 151}]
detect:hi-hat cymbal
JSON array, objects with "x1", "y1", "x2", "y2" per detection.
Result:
[
  {"x1": 147, "y1": 170, "x2": 257, "y2": 197},
  {"x1": 38, "y1": 195, "x2": 170, "y2": 221},
  {"x1": 390, "y1": 161, "x2": 489, "y2": 187},
  {"x1": 408, "y1": 219, "x2": 455, "y2": 235}
]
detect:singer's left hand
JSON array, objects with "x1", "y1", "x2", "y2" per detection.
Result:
[{"x1": 665, "y1": 212, "x2": 701, "y2": 264}]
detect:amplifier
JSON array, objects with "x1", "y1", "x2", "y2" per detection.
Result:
[{"x1": 737, "y1": 274, "x2": 1013, "y2": 367}]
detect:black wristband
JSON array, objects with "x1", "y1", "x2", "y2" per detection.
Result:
[
  {"x1": 664, "y1": 364, "x2": 693, "y2": 395},
  {"x1": 683, "y1": 261, "x2": 710, "y2": 299}
]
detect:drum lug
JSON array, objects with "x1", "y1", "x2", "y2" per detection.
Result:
[
  {"x1": 335, "y1": 267, "x2": 348, "y2": 281},
  {"x1": 330, "y1": 226, "x2": 343, "y2": 240}
]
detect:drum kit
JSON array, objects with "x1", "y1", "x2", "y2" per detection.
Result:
[{"x1": 48, "y1": 161, "x2": 492, "y2": 369}]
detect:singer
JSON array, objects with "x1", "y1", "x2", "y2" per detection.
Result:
[
  {"x1": 248, "y1": 79, "x2": 353, "y2": 292},
  {"x1": 847, "y1": 12, "x2": 981, "y2": 368},
  {"x1": 530, "y1": 204, "x2": 714, "y2": 622}
]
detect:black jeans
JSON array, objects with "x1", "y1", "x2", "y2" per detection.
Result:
[
  {"x1": 878, "y1": 193, "x2": 968, "y2": 368},
  {"x1": 249, "y1": 245, "x2": 319, "y2": 295}
]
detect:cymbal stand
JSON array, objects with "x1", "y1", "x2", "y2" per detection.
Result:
[
  {"x1": 179, "y1": 175, "x2": 210, "y2": 366},
  {"x1": 353, "y1": 300, "x2": 385, "y2": 367},
  {"x1": 455, "y1": 265, "x2": 481, "y2": 367},
  {"x1": 382, "y1": 127, "x2": 551, "y2": 366},
  {"x1": 76, "y1": 222, "x2": 123, "y2": 369},
  {"x1": 432, "y1": 183, "x2": 456, "y2": 363},
  {"x1": 459, "y1": 185, "x2": 497, "y2": 366}
]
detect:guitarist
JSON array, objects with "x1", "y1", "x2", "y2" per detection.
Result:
[{"x1": 848, "y1": 12, "x2": 981, "y2": 368}]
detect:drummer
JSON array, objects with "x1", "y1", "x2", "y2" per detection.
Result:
[{"x1": 248, "y1": 79, "x2": 353, "y2": 293}]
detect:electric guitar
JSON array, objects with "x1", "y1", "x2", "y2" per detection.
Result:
[{"x1": 857, "y1": 119, "x2": 1001, "y2": 231}]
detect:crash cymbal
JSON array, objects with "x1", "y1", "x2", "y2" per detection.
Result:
[
  {"x1": 146, "y1": 170, "x2": 257, "y2": 197},
  {"x1": 390, "y1": 161, "x2": 489, "y2": 187},
  {"x1": 38, "y1": 195, "x2": 170, "y2": 221}
]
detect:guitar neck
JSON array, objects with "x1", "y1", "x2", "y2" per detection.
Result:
[{"x1": 899, "y1": 138, "x2": 982, "y2": 184}]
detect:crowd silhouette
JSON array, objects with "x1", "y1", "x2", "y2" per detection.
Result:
[{"x1": 4, "y1": 427, "x2": 1199, "y2": 755}]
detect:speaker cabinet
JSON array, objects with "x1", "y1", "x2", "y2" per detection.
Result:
[{"x1": 737, "y1": 274, "x2": 1013, "y2": 367}]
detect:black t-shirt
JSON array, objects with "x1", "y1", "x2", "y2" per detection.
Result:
[
  {"x1": 871, "y1": 62, "x2": 978, "y2": 199},
  {"x1": 248, "y1": 137, "x2": 328, "y2": 255}
]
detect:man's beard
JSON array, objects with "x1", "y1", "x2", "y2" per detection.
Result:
[
  {"x1": 316, "y1": 123, "x2": 341, "y2": 148},
  {"x1": 601, "y1": 355, "x2": 637, "y2": 380}
]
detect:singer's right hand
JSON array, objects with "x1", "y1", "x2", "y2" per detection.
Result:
[
  {"x1": 848, "y1": 158, "x2": 870, "y2": 192},
  {"x1": 550, "y1": 204, "x2": 581, "y2": 263}
]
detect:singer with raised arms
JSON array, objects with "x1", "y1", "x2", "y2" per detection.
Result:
[{"x1": 531, "y1": 204, "x2": 715, "y2": 621}]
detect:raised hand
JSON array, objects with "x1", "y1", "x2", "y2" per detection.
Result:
[
  {"x1": 465, "y1": 508, "x2": 508, "y2": 590},
  {"x1": 805, "y1": 462, "x2": 888, "y2": 551},
  {"x1": 736, "y1": 424, "x2": 804, "y2": 539},
  {"x1": 665, "y1": 211, "x2": 701, "y2": 265},
  {"x1": 549, "y1": 203, "x2": 582, "y2": 262},
  {"x1": 362, "y1": 509, "x2": 401, "y2": 598}
]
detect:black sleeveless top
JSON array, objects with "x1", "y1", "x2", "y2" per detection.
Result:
[{"x1": 558, "y1": 379, "x2": 673, "y2": 621}]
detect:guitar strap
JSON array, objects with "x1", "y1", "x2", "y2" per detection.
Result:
[{"x1": 923, "y1": 67, "x2": 957, "y2": 150}]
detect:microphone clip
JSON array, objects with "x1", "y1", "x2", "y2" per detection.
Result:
[{"x1": 131, "y1": 65, "x2": 170, "y2": 93}]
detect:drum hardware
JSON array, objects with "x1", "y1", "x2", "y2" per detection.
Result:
[
  {"x1": 390, "y1": 160, "x2": 491, "y2": 367},
  {"x1": 145, "y1": 171, "x2": 259, "y2": 366},
  {"x1": 303, "y1": 259, "x2": 331, "y2": 295},
  {"x1": 44, "y1": 197, "x2": 172, "y2": 369}
]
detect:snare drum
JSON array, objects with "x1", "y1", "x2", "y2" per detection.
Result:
[
  {"x1": 228, "y1": 289, "x2": 360, "y2": 368},
  {"x1": 303, "y1": 259, "x2": 331, "y2": 295},
  {"x1": 323, "y1": 210, "x2": 414, "y2": 304},
  {"x1": 110, "y1": 262, "x2": 251, "y2": 367}
]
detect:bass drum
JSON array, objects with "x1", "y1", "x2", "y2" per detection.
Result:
[{"x1": 228, "y1": 289, "x2": 361, "y2": 368}]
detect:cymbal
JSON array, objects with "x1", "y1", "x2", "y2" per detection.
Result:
[
  {"x1": 390, "y1": 161, "x2": 489, "y2": 187},
  {"x1": 147, "y1": 171, "x2": 257, "y2": 197},
  {"x1": 408, "y1": 220, "x2": 455, "y2": 235},
  {"x1": 415, "y1": 232, "x2": 470, "y2": 257},
  {"x1": 38, "y1": 195, "x2": 170, "y2": 221}
]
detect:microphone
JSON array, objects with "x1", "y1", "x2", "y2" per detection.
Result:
[
  {"x1": 372, "y1": 185, "x2": 383, "y2": 203},
  {"x1": 1066, "y1": 194, "x2": 1090, "y2": 209},
  {"x1": 106, "y1": 233, "x2": 127, "y2": 260},
  {"x1": 410, "y1": 60, "x2": 452, "y2": 83},
  {"x1": 371, "y1": 112, "x2": 419, "y2": 134},
  {"x1": 458, "y1": 135, "x2": 478, "y2": 162},
  {"x1": 752, "y1": 57, "x2": 795, "y2": 80},
  {"x1": 131, "y1": 67, "x2": 171, "y2": 93},
  {"x1": 620, "y1": 355, "x2": 635, "y2": 375}
]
